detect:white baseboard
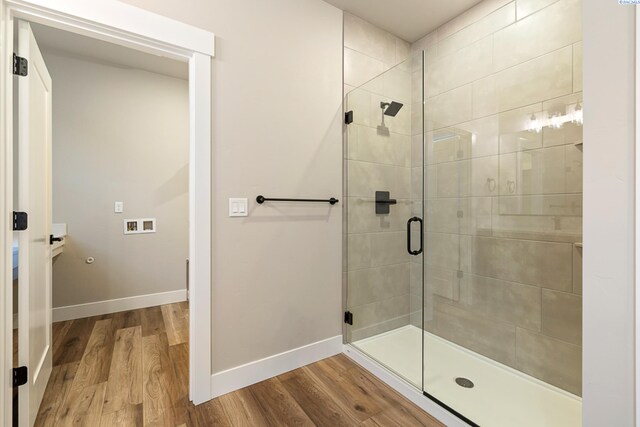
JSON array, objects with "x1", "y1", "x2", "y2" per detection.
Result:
[
  {"x1": 52, "y1": 289, "x2": 186, "y2": 322},
  {"x1": 211, "y1": 335, "x2": 343, "y2": 398},
  {"x1": 343, "y1": 344, "x2": 469, "y2": 427}
]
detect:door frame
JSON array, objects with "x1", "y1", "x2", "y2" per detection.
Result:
[{"x1": 0, "y1": 1, "x2": 215, "y2": 423}]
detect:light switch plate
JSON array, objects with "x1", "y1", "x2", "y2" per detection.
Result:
[
  {"x1": 229, "y1": 198, "x2": 248, "y2": 217},
  {"x1": 114, "y1": 201, "x2": 124, "y2": 213}
]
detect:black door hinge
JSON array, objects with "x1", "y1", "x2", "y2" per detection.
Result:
[
  {"x1": 344, "y1": 311, "x2": 353, "y2": 325},
  {"x1": 12, "y1": 366, "x2": 27, "y2": 387},
  {"x1": 13, "y1": 211, "x2": 28, "y2": 231},
  {"x1": 13, "y1": 53, "x2": 28, "y2": 77},
  {"x1": 345, "y1": 110, "x2": 353, "y2": 125}
]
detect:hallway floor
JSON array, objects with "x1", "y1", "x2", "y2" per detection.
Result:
[{"x1": 33, "y1": 303, "x2": 442, "y2": 426}]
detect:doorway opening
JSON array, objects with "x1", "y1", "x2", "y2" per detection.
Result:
[
  {"x1": 1, "y1": 2, "x2": 214, "y2": 426},
  {"x1": 12, "y1": 21, "x2": 191, "y2": 425}
]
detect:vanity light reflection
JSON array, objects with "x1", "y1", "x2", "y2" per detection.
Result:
[{"x1": 527, "y1": 102, "x2": 584, "y2": 133}]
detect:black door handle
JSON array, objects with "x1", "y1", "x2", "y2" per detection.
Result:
[
  {"x1": 49, "y1": 235, "x2": 63, "y2": 245},
  {"x1": 407, "y1": 217, "x2": 423, "y2": 256}
]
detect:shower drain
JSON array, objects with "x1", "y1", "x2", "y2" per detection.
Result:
[{"x1": 455, "y1": 377, "x2": 474, "y2": 388}]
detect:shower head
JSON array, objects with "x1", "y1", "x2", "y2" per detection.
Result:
[{"x1": 380, "y1": 101, "x2": 404, "y2": 117}]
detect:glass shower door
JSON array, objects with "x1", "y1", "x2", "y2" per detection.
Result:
[
  {"x1": 344, "y1": 54, "x2": 424, "y2": 389},
  {"x1": 420, "y1": 2, "x2": 583, "y2": 424}
]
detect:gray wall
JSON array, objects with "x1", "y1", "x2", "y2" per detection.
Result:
[
  {"x1": 120, "y1": 0, "x2": 344, "y2": 374},
  {"x1": 583, "y1": 2, "x2": 635, "y2": 425},
  {"x1": 46, "y1": 52, "x2": 189, "y2": 308}
]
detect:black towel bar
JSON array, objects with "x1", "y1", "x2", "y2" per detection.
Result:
[{"x1": 256, "y1": 195, "x2": 339, "y2": 205}]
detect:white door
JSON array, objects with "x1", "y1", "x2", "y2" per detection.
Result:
[{"x1": 16, "y1": 20, "x2": 53, "y2": 427}]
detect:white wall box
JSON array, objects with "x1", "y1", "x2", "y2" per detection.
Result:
[{"x1": 123, "y1": 218, "x2": 156, "y2": 234}]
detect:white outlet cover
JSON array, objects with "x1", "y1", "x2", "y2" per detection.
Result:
[
  {"x1": 114, "y1": 201, "x2": 124, "y2": 213},
  {"x1": 229, "y1": 198, "x2": 248, "y2": 217}
]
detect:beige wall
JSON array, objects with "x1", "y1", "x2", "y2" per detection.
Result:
[
  {"x1": 46, "y1": 52, "x2": 189, "y2": 308},
  {"x1": 343, "y1": 14, "x2": 415, "y2": 341},
  {"x1": 413, "y1": 0, "x2": 583, "y2": 395},
  {"x1": 120, "y1": 0, "x2": 344, "y2": 373},
  {"x1": 583, "y1": 2, "x2": 635, "y2": 425}
]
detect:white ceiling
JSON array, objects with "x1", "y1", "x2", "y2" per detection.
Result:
[
  {"x1": 30, "y1": 23, "x2": 188, "y2": 80},
  {"x1": 323, "y1": 0, "x2": 484, "y2": 42}
]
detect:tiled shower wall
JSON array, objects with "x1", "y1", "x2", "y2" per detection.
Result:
[
  {"x1": 343, "y1": 14, "x2": 416, "y2": 341},
  {"x1": 412, "y1": 0, "x2": 583, "y2": 395}
]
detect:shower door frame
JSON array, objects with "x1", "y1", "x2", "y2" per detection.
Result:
[{"x1": 0, "y1": 2, "x2": 215, "y2": 422}]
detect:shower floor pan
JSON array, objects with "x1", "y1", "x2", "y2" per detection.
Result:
[{"x1": 353, "y1": 325, "x2": 581, "y2": 427}]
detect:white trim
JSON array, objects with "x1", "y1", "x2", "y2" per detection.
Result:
[
  {"x1": 6, "y1": 0, "x2": 214, "y2": 57},
  {"x1": 52, "y1": 290, "x2": 186, "y2": 322},
  {"x1": 210, "y1": 336, "x2": 343, "y2": 398},
  {"x1": 635, "y1": 6, "x2": 639, "y2": 426},
  {"x1": 0, "y1": 0, "x2": 214, "y2": 413},
  {"x1": 343, "y1": 344, "x2": 469, "y2": 427},
  {"x1": 188, "y1": 51, "x2": 212, "y2": 405},
  {"x1": 0, "y1": 0, "x2": 13, "y2": 424}
]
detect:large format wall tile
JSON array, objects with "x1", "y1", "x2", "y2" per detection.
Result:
[
  {"x1": 498, "y1": 104, "x2": 543, "y2": 153},
  {"x1": 516, "y1": 328, "x2": 582, "y2": 396},
  {"x1": 437, "y1": 2, "x2": 515, "y2": 58},
  {"x1": 491, "y1": 195, "x2": 582, "y2": 242},
  {"x1": 494, "y1": 46, "x2": 573, "y2": 112},
  {"x1": 348, "y1": 263, "x2": 410, "y2": 307},
  {"x1": 470, "y1": 155, "x2": 500, "y2": 196},
  {"x1": 573, "y1": 42, "x2": 583, "y2": 92},
  {"x1": 370, "y1": 231, "x2": 410, "y2": 267},
  {"x1": 471, "y1": 236, "x2": 573, "y2": 290},
  {"x1": 565, "y1": 144, "x2": 583, "y2": 193},
  {"x1": 425, "y1": 84, "x2": 474, "y2": 130},
  {"x1": 348, "y1": 160, "x2": 411, "y2": 199},
  {"x1": 496, "y1": 194, "x2": 582, "y2": 217},
  {"x1": 344, "y1": 13, "x2": 398, "y2": 66},
  {"x1": 432, "y1": 301, "x2": 517, "y2": 366},
  {"x1": 542, "y1": 92, "x2": 583, "y2": 147},
  {"x1": 426, "y1": 117, "x2": 501, "y2": 164},
  {"x1": 458, "y1": 274, "x2": 542, "y2": 330},
  {"x1": 351, "y1": 294, "x2": 410, "y2": 333},
  {"x1": 541, "y1": 289, "x2": 582, "y2": 345},
  {"x1": 436, "y1": 160, "x2": 471, "y2": 197},
  {"x1": 426, "y1": 266, "x2": 460, "y2": 301},
  {"x1": 426, "y1": 233, "x2": 471, "y2": 273},
  {"x1": 517, "y1": 146, "x2": 567, "y2": 195},
  {"x1": 472, "y1": 75, "x2": 498, "y2": 119},
  {"x1": 348, "y1": 233, "x2": 372, "y2": 270},
  {"x1": 436, "y1": 0, "x2": 513, "y2": 41},
  {"x1": 516, "y1": 0, "x2": 559, "y2": 19},
  {"x1": 493, "y1": 0, "x2": 582, "y2": 71},
  {"x1": 349, "y1": 125, "x2": 411, "y2": 167},
  {"x1": 573, "y1": 245, "x2": 582, "y2": 294},
  {"x1": 344, "y1": 47, "x2": 386, "y2": 88},
  {"x1": 453, "y1": 115, "x2": 501, "y2": 159},
  {"x1": 347, "y1": 197, "x2": 411, "y2": 234},
  {"x1": 427, "y1": 36, "x2": 494, "y2": 97},
  {"x1": 426, "y1": 197, "x2": 491, "y2": 235}
]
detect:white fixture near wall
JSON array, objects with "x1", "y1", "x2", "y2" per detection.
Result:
[
  {"x1": 228, "y1": 198, "x2": 248, "y2": 217},
  {"x1": 114, "y1": 201, "x2": 124, "y2": 213},
  {"x1": 123, "y1": 218, "x2": 156, "y2": 234}
]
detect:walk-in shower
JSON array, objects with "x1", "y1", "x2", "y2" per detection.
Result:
[{"x1": 343, "y1": 1, "x2": 583, "y2": 425}]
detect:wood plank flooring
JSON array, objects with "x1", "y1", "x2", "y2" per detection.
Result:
[{"x1": 32, "y1": 303, "x2": 443, "y2": 426}]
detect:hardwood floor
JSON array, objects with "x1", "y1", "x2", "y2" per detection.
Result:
[{"x1": 32, "y1": 303, "x2": 443, "y2": 426}]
